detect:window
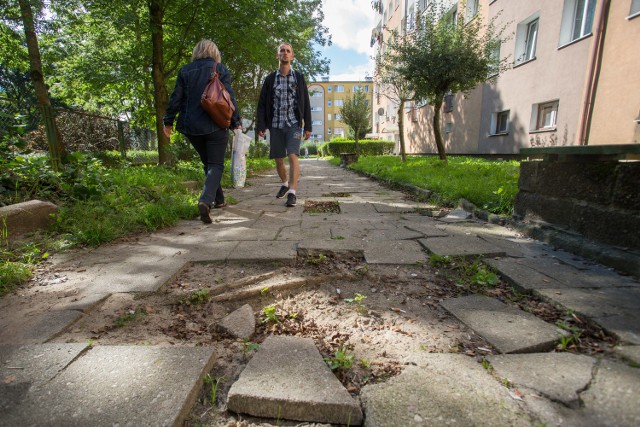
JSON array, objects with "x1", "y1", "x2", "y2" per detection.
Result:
[
  {"x1": 364, "y1": 85, "x2": 370, "y2": 92},
  {"x1": 515, "y1": 15, "x2": 539, "y2": 64},
  {"x1": 311, "y1": 106, "x2": 323, "y2": 111},
  {"x1": 311, "y1": 91, "x2": 323, "y2": 97},
  {"x1": 444, "y1": 4, "x2": 458, "y2": 26},
  {"x1": 491, "y1": 110, "x2": 510, "y2": 135},
  {"x1": 327, "y1": 100, "x2": 332, "y2": 107},
  {"x1": 488, "y1": 41, "x2": 501, "y2": 77},
  {"x1": 334, "y1": 127, "x2": 344, "y2": 136},
  {"x1": 531, "y1": 100, "x2": 559, "y2": 131},
  {"x1": 327, "y1": 113, "x2": 332, "y2": 120},
  {"x1": 335, "y1": 114, "x2": 343, "y2": 121},
  {"x1": 334, "y1": 99, "x2": 344, "y2": 107},
  {"x1": 335, "y1": 85, "x2": 345, "y2": 92},
  {"x1": 559, "y1": 0, "x2": 596, "y2": 45},
  {"x1": 445, "y1": 122, "x2": 453, "y2": 134},
  {"x1": 466, "y1": 0, "x2": 479, "y2": 22},
  {"x1": 327, "y1": 85, "x2": 332, "y2": 92},
  {"x1": 630, "y1": 0, "x2": 640, "y2": 17},
  {"x1": 328, "y1": 128, "x2": 332, "y2": 134},
  {"x1": 312, "y1": 120, "x2": 323, "y2": 125}
]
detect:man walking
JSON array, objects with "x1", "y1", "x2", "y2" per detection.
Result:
[{"x1": 256, "y1": 42, "x2": 312, "y2": 207}]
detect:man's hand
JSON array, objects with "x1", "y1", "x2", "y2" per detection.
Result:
[
  {"x1": 163, "y1": 126, "x2": 172, "y2": 138},
  {"x1": 303, "y1": 130, "x2": 311, "y2": 140},
  {"x1": 258, "y1": 130, "x2": 266, "y2": 138}
]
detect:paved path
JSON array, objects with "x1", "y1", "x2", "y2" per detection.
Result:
[{"x1": 1, "y1": 159, "x2": 639, "y2": 426}]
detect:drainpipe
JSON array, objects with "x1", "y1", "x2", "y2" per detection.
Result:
[{"x1": 578, "y1": 0, "x2": 610, "y2": 145}]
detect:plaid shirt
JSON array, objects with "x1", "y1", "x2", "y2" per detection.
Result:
[{"x1": 271, "y1": 69, "x2": 298, "y2": 129}]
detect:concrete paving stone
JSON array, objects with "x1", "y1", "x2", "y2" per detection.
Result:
[
  {"x1": 436, "y1": 221, "x2": 522, "y2": 238},
  {"x1": 536, "y1": 285, "x2": 640, "y2": 317},
  {"x1": 0, "y1": 343, "x2": 88, "y2": 397},
  {"x1": 478, "y1": 235, "x2": 552, "y2": 258},
  {"x1": 206, "y1": 225, "x2": 280, "y2": 241},
  {"x1": 278, "y1": 222, "x2": 332, "y2": 241},
  {"x1": 444, "y1": 207, "x2": 473, "y2": 220},
  {"x1": 228, "y1": 241, "x2": 297, "y2": 262},
  {"x1": 614, "y1": 345, "x2": 640, "y2": 365},
  {"x1": 579, "y1": 359, "x2": 640, "y2": 427},
  {"x1": 0, "y1": 345, "x2": 216, "y2": 427},
  {"x1": 186, "y1": 241, "x2": 239, "y2": 263},
  {"x1": 371, "y1": 202, "x2": 419, "y2": 213},
  {"x1": 51, "y1": 292, "x2": 110, "y2": 313},
  {"x1": 418, "y1": 236, "x2": 507, "y2": 258},
  {"x1": 362, "y1": 228, "x2": 424, "y2": 241},
  {"x1": 364, "y1": 240, "x2": 428, "y2": 265},
  {"x1": 218, "y1": 304, "x2": 255, "y2": 339},
  {"x1": 227, "y1": 335, "x2": 362, "y2": 425},
  {"x1": 488, "y1": 353, "x2": 596, "y2": 407},
  {"x1": 591, "y1": 312, "x2": 640, "y2": 345},
  {"x1": 441, "y1": 294, "x2": 569, "y2": 354},
  {"x1": 485, "y1": 257, "x2": 568, "y2": 291},
  {"x1": 361, "y1": 353, "x2": 535, "y2": 427},
  {"x1": 297, "y1": 239, "x2": 365, "y2": 257},
  {"x1": 0, "y1": 310, "x2": 83, "y2": 345},
  {"x1": 400, "y1": 221, "x2": 451, "y2": 238},
  {"x1": 337, "y1": 201, "x2": 379, "y2": 215}
]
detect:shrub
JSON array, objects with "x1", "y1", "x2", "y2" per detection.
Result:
[{"x1": 318, "y1": 139, "x2": 395, "y2": 157}]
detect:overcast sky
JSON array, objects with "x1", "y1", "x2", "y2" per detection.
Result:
[{"x1": 318, "y1": 0, "x2": 376, "y2": 81}]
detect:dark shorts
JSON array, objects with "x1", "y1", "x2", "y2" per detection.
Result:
[{"x1": 269, "y1": 126, "x2": 301, "y2": 159}]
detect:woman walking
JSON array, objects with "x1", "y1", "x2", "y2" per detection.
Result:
[{"x1": 163, "y1": 39, "x2": 241, "y2": 223}]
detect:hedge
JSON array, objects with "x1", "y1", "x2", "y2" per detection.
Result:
[{"x1": 318, "y1": 139, "x2": 395, "y2": 157}]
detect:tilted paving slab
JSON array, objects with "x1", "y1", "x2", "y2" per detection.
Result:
[
  {"x1": 360, "y1": 353, "x2": 534, "y2": 427},
  {"x1": 614, "y1": 345, "x2": 640, "y2": 365},
  {"x1": 441, "y1": 294, "x2": 569, "y2": 353},
  {"x1": 227, "y1": 241, "x2": 297, "y2": 262},
  {"x1": 217, "y1": 304, "x2": 255, "y2": 339},
  {"x1": 1, "y1": 345, "x2": 216, "y2": 427},
  {"x1": 227, "y1": 335, "x2": 362, "y2": 425},
  {"x1": 485, "y1": 257, "x2": 570, "y2": 291},
  {"x1": 579, "y1": 359, "x2": 640, "y2": 427},
  {"x1": 364, "y1": 240, "x2": 428, "y2": 265},
  {"x1": 401, "y1": 221, "x2": 451, "y2": 238},
  {"x1": 418, "y1": 236, "x2": 507, "y2": 258},
  {"x1": 0, "y1": 344, "x2": 88, "y2": 399},
  {"x1": 488, "y1": 353, "x2": 596, "y2": 407},
  {"x1": 0, "y1": 310, "x2": 83, "y2": 345},
  {"x1": 534, "y1": 286, "x2": 640, "y2": 344}
]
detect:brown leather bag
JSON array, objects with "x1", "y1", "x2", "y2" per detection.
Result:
[{"x1": 200, "y1": 62, "x2": 235, "y2": 128}]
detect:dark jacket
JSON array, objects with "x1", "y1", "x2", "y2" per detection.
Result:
[
  {"x1": 163, "y1": 58, "x2": 241, "y2": 135},
  {"x1": 256, "y1": 70, "x2": 312, "y2": 133}
]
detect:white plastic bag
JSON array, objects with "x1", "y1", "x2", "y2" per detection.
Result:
[{"x1": 231, "y1": 130, "x2": 251, "y2": 188}]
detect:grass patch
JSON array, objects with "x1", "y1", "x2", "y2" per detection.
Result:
[{"x1": 345, "y1": 155, "x2": 520, "y2": 216}]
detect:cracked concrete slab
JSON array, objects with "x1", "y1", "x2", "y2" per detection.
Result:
[
  {"x1": 227, "y1": 335, "x2": 362, "y2": 425},
  {"x1": 441, "y1": 294, "x2": 569, "y2": 353}
]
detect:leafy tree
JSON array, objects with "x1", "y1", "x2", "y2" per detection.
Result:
[
  {"x1": 374, "y1": 47, "x2": 414, "y2": 162},
  {"x1": 340, "y1": 90, "x2": 371, "y2": 156},
  {"x1": 387, "y1": 1, "x2": 508, "y2": 161}
]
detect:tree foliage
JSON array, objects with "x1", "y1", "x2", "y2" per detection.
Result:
[
  {"x1": 340, "y1": 90, "x2": 371, "y2": 155},
  {"x1": 386, "y1": 1, "x2": 509, "y2": 160}
]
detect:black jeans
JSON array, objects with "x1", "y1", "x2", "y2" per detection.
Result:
[{"x1": 187, "y1": 129, "x2": 228, "y2": 206}]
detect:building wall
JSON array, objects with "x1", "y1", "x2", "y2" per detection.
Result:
[
  {"x1": 371, "y1": 0, "x2": 638, "y2": 154},
  {"x1": 308, "y1": 80, "x2": 374, "y2": 142},
  {"x1": 588, "y1": 1, "x2": 640, "y2": 145}
]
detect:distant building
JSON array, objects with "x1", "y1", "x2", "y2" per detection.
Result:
[{"x1": 307, "y1": 79, "x2": 374, "y2": 143}]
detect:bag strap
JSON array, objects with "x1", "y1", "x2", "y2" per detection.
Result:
[{"x1": 209, "y1": 61, "x2": 219, "y2": 80}]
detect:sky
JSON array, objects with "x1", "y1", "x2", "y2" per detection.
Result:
[{"x1": 317, "y1": 0, "x2": 377, "y2": 82}]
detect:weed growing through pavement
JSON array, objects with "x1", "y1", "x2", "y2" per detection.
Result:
[
  {"x1": 345, "y1": 292, "x2": 368, "y2": 314},
  {"x1": 306, "y1": 253, "x2": 327, "y2": 265},
  {"x1": 324, "y1": 342, "x2": 355, "y2": 372},
  {"x1": 114, "y1": 307, "x2": 146, "y2": 327},
  {"x1": 260, "y1": 287, "x2": 270, "y2": 295},
  {"x1": 203, "y1": 374, "x2": 225, "y2": 407},
  {"x1": 429, "y1": 253, "x2": 452, "y2": 267},
  {"x1": 242, "y1": 338, "x2": 260, "y2": 359},
  {"x1": 262, "y1": 304, "x2": 279, "y2": 324},
  {"x1": 480, "y1": 357, "x2": 493, "y2": 373},
  {"x1": 179, "y1": 289, "x2": 210, "y2": 306}
]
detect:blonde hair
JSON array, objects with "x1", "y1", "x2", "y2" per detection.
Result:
[{"x1": 192, "y1": 39, "x2": 221, "y2": 62}]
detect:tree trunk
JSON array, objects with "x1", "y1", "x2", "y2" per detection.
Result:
[
  {"x1": 149, "y1": 0, "x2": 170, "y2": 165},
  {"x1": 432, "y1": 101, "x2": 447, "y2": 161},
  {"x1": 18, "y1": 0, "x2": 65, "y2": 170},
  {"x1": 397, "y1": 101, "x2": 406, "y2": 162}
]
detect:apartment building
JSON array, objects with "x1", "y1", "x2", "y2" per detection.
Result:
[
  {"x1": 308, "y1": 79, "x2": 374, "y2": 143},
  {"x1": 371, "y1": 0, "x2": 640, "y2": 154}
]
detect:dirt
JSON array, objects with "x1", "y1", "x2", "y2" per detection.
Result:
[{"x1": 9, "y1": 250, "x2": 616, "y2": 427}]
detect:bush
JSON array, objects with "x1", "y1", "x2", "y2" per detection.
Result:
[{"x1": 318, "y1": 139, "x2": 395, "y2": 157}]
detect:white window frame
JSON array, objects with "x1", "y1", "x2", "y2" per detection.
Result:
[
  {"x1": 334, "y1": 99, "x2": 344, "y2": 107},
  {"x1": 327, "y1": 113, "x2": 332, "y2": 120},
  {"x1": 629, "y1": 0, "x2": 640, "y2": 19},
  {"x1": 559, "y1": 0, "x2": 596, "y2": 46},
  {"x1": 335, "y1": 85, "x2": 345, "y2": 93},
  {"x1": 334, "y1": 127, "x2": 344, "y2": 136},
  {"x1": 490, "y1": 110, "x2": 510, "y2": 135},
  {"x1": 311, "y1": 106, "x2": 323, "y2": 111},
  {"x1": 515, "y1": 14, "x2": 539, "y2": 65},
  {"x1": 312, "y1": 120, "x2": 323, "y2": 126},
  {"x1": 445, "y1": 122, "x2": 453, "y2": 134},
  {"x1": 488, "y1": 41, "x2": 501, "y2": 77},
  {"x1": 530, "y1": 100, "x2": 559, "y2": 131},
  {"x1": 466, "y1": 0, "x2": 479, "y2": 22}
]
